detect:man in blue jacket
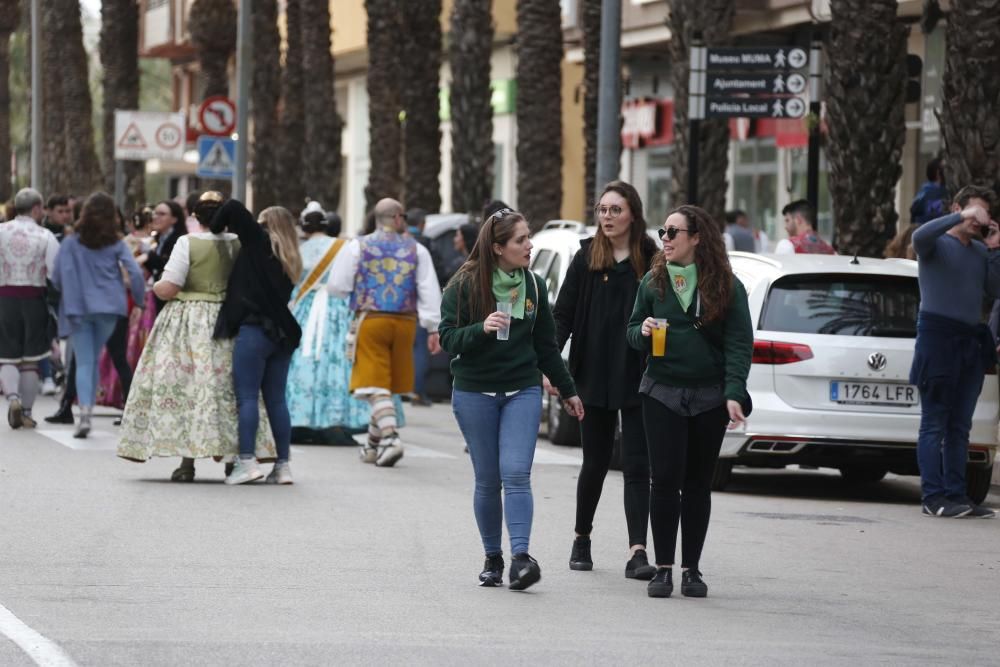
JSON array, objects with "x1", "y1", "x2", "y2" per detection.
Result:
[{"x1": 911, "y1": 185, "x2": 999, "y2": 518}]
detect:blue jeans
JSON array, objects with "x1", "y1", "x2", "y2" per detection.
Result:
[
  {"x1": 916, "y1": 372, "x2": 983, "y2": 502},
  {"x1": 233, "y1": 325, "x2": 292, "y2": 462},
  {"x1": 69, "y1": 314, "x2": 118, "y2": 407},
  {"x1": 452, "y1": 386, "x2": 542, "y2": 556},
  {"x1": 412, "y1": 326, "x2": 429, "y2": 396}
]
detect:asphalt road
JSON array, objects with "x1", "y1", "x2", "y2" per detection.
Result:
[{"x1": 1, "y1": 396, "x2": 998, "y2": 666}]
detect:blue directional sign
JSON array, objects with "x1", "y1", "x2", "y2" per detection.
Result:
[{"x1": 196, "y1": 136, "x2": 235, "y2": 179}]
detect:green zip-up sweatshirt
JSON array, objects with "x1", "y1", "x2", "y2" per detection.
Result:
[
  {"x1": 626, "y1": 271, "x2": 753, "y2": 402},
  {"x1": 439, "y1": 271, "x2": 577, "y2": 397}
]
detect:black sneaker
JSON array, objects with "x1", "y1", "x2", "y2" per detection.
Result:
[
  {"x1": 681, "y1": 569, "x2": 708, "y2": 597},
  {"x1": 961, "y1": 499, "x2": 997, "y2": 519},
  {"x1": 625, "y1": 549, "x2": 656, "y2": 580},
  {"x1": 44, "y1": 407, "x2": 75, "y2": 425},
  {"x1": 569, "y1": 536, "x2": 593, "y2": 571},
  {"x1": 921, "y1": 497, "x2": 972, "y2": 518},
  {"x1": 509, "y1": 553, "x2": 541, "y2": 591},
  {"x1": 647, "y1": 567, "x2": 673, "y2": 598},
  {"x1": 479, "y1": 552, "x2": 505, "y2": 587}
]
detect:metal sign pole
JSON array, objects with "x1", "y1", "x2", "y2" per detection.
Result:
[
  {"x1": 114, "y1": 160, "x2": 125, "y2": 211},
  {"x1": 595, "y1": 0, "x2": 623, "y2": 200},
  {"x1": 806, "y1": 36, "x2": 822, "y2": 214},
  {"x1": 232, "y1": 0, "x2": 252, "y2": 202},
  {"x1": 687, "y1": 35, "x2": 705, "y2": 207}
]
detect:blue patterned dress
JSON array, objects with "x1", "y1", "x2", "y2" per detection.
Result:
[{"x1": 286, "y1": 236, "x2": 404, "y2": 439}]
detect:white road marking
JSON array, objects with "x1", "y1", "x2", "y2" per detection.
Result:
[
  {"x1": 0, "y1": 602, "x2": 78, "y2": 666},
  {"x1": 35, "y1": 429, "x2": 116, "y2": 451}
]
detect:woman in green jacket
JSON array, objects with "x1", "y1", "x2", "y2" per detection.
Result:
[
  {"x1": 439, "y1": 207, "x2": 584, "y2": 591},
  {"x1": 626, "y1": 205, "x2": 753, "y2": 599}
]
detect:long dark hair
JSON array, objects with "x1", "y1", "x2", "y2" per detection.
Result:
[
  {"x1": 589, "y1": 180, "x2": 655, "y2": 279},
  {"x1": 75, "y1": 192, "x2": 121, "y2": 249},
  {"x1": 649, "y1": 205, "x2": 733, "y2": 323},
  {"x1": 448, "y1": 208, "x2": 527, "y2": 323},
  {"x1": 157, "y1": 199, "x2": 187, "y2": 237}
]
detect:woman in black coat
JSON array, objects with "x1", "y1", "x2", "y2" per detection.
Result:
[{"x1": 552, "y1": 180, "x2": 659, "y2": 580}]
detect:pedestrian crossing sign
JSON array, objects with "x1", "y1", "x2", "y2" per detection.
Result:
[{"x1": 196, "y1": 136, "x2": 236, "y2": 179}]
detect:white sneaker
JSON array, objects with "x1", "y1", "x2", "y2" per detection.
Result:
[
  {"x1": 360, "y1": 444, "x2": 379, "y2": 464},
  {"x1": 375, "y1": 436, "x2": 404, "y2": 467},
  {"x1": 225, "y1": 458, "x2": 264, "y2": 485},
  {"x1": 41, "y1": 378, "x2": 57, "y2": 396},
  {"x1": 265, "y1": 462, "x2": 294, "y2": 485}
]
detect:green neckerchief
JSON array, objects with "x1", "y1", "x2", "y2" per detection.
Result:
[
  {"x1": 667, "y1": 262, "x2": 698, "y2": 311},
  {"x1": 492, "y1": 267, "x2": 527, "y2": 319}
]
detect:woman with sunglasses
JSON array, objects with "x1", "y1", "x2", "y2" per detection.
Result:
[
  {"x1": 439, "y1": 206, "x2": 584, "y2": 590},
  {"x1": 552, "y1": 181, "x2": 659, "y2": 580},
  {"x1": 626, "y1": 205, "x2": 752, "y2": 599}
]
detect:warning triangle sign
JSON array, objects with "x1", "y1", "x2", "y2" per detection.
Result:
[
  {"x1": 117, "y1": 122, "x2": 148, "y2": 150},
  {"x1": 203, "y1": 141, "x2": 233, "y2": 172}
]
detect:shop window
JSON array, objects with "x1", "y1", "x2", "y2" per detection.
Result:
[
  {"x1": 732, "y1": 139, "x2": 779, "y2": 244},
  {"x1": 787, "y1": 147, "x2": 833, "y2": 240},
  {"x1": 646, "y1": 149, "x2": 673, "y2": 228}
]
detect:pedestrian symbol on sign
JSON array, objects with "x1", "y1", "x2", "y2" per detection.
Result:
[
  {"x1": 772, "y1": 99, "x2": 785, "y2": 117},
  {"x1": 773, "y1": 75, "x2": 786, "y2": 93},
  {"x1": 774, "y1": 49, "x2": 787, "y2": 69},
  {"x1": 196, "y1": 136, "x2": 236, "y2": 179}
]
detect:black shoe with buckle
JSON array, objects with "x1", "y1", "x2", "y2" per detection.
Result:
[
  {"x1": 681, "y1": 569, "x2": 708, "y2": 597},
  {"x1": 479, "y1": 552, "x2": 505, "y2": 587},
  {"x1": 647, "y1": 567, "x2": 673, "y2": 598},
  {"x1": 625, "y1": 548, "x2": 656, "y2": 580},
  {"x1": 569, "y1": 536, "x2": 593, "y2": 571},
  {"x1": 509, "y1": 553, "x2": 541, "y2": 591}
]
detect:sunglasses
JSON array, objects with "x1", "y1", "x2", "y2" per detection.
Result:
[{"x1": 657, "y1": 226, "x2": 695, "y2": 241}]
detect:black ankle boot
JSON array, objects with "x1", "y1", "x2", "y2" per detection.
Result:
[
  {"x1": 569, "y1": 536, "x2": 593, "y2": 571},
  {"x1": 44, "y1": 402, "x2": 74, "y2": 424}
]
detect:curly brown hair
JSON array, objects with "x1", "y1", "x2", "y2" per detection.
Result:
[
  {"x1": 649, "y1": 205, "x2": 733, "y2": 323},
  {"x1": 75, "y1": 192, "x2": 121, "y2": 249}
]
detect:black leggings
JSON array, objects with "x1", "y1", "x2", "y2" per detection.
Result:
[
  {"x1": 63, "y1": 316, "x2": 132, "y2": 404},
  {"x1": 575, "y1": 404, "x2": 650, "y2": 546},
  {"x1": 641, "y1": 395, "x2": 729, "y2": 570}
]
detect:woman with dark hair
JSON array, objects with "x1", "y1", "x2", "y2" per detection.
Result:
[
  {"x1": 439, "y1": 207, "x2": 584, "y2": 590},
  {"x1": 552, "y1": 180, "x2": 659, "y2": 580},
  {"x1": 627, "y1": 205, "x2": 753, "y2": 599},
  {"x1": 118, "y1": 192, "x2": 276, "y2": 480},
  {"x1": 145, "y1": 199, "x2": 187, "y2": 313},
  {"x1": 51, "y1": 192, "x2": 145, "y2": 437}
]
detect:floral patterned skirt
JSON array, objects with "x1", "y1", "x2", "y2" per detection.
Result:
[{"x1": 117, "y1": 299, "x2": 276, "y2": 462}]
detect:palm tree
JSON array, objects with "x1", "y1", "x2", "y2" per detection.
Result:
[
  {"x1": 251, "y1": 0, "x2": 281, "y2": 211},
  {"x1": 826, "y1": 0, "x2": 906, "y2": 256},
  {"x1": 666, "y1": 0, "x2": 734, "y2": 224},
  {"x1": 581, "y1": 0, "x2": 600, "y2": 220},
  {"x1": 400, "y1": 0, "x2": 442, "y2": 212},
  {"x1": 61, "y1": 0, "x2": 103, "y2": 195},
  {"x1": 938, "y1": 0, "x2": 1000, "y2": 195},
  {"x1": 188, "y1": 0, "x2": 236, "y2": 99},
  {"x1": 40, "y1": 0, "x2": 68, "y2": 195},
  {"x1": 100, "y1": 0, "x2": 144, "y2": 208},
  {"x1": 0, "y1": 0, "x2": 18, "y2": 202},
  {"x1": 449, "y1": 0, "x2": 493, "y2": 215},
  {"x1": 516, "y1": 0, "x2": 562, "y2": 231},
  {"x1": 302, "y1": 0, "x2": 342, "y2": 210},
  {"x1": 364, "y1": 0, "x2": 403, "y2": 211},
  {"x1": 280, "y1": 0, "x2": 306, "y2": 210}
]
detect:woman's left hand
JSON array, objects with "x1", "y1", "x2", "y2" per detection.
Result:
[
  {"x1": 726, "y1": 399, "x2": 745, "y2": 429},
  {"x1": 563, "y1": 396, "x2": 585, "y2": 421}
]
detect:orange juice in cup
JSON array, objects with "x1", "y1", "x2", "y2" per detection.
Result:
[{"x1": 651, "y1": 319, "x2": 668, "y2": 357}]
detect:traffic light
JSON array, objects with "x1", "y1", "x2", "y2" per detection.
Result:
[{"x1": 905, "y1": 54, "x2": 922, "y2": 104}]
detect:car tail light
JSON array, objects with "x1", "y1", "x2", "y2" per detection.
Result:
[{"x1": 752, "y1": 340, "x2": 814, "y2": 364}]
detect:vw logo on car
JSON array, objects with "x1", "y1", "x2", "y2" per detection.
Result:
[{"x1": 867, "y1": 352, "x2": 888, "y2": 372}]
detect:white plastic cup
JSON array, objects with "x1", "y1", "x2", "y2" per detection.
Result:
[{"x1": 496, "y1": 301, "x2": 513, "y2": 341}]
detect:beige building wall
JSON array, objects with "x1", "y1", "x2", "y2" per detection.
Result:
[{"x1": 561, "y1": 59, "x2": 585, "y2": 222}]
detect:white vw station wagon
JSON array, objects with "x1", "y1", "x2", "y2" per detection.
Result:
[{"x1": 719, "y1": 253, "x2": 999, "y2": 503}]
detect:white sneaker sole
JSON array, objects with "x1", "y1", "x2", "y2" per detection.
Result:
[
  {"x1": 375, "y1": 447, "x2": 404, "y2": 467},
  {"x1": 225, "y1": 470, "x2": 264, "y2": 485}
]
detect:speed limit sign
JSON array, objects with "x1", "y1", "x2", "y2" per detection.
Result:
[
  {"x1": 114, "y1": 111, "x2": 187, "y2": 161},
  {"x1": 155, "y1": 123, "x2": 183, "y2": 151}
]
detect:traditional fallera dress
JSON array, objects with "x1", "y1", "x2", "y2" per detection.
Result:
[
  {"x1": 286, "y1": 235, "x2": 403, "y2": 443},
  {"x1": 117, "y1": 231, "x2": 276, "y2": 462}
]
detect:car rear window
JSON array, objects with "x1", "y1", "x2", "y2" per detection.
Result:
[{"x1": 760, "y1": 273, "x2": 920, "y2": 337}]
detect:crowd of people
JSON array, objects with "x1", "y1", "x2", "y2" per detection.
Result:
[{"x1": 1, "y1": 169, "x2": 996, "y2": 597}]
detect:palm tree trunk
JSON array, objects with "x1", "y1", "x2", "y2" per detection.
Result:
[
  {"x1": 61, "y1": 0, "x2": 103, "y2": 195},
  {"x1": 516, "y1": 0, "x2": 562, "y2": 231},
  {"x1": 251, "y1": 0, "x2": 281, "y2": 211},
  {"x1": 581, "y1": 0, "x2": 600, "y2": 221},
  {"x1": 41, "y1": 0, "x2": 68, "y2": 195},
  {"x1": 188, "y1": 0, "x2": 236, "y2": 100},
  {"x1": 302, "y1": 0, "x2": 342, "y2": 210},
  {"x1": 100, "y1": 0, "x2": 144, "y2": 209},
  {"x1": 400, "y1": 0, "x2": 442, "y2": 212},
  {"x1": 938, "y1": 0, "x2": 1000, "y2": 195},
  {"x1": 365, "y1": 0, "x2": 403, "y2": 212},
  {"x1": 449, "y1": 0, "x2": 493, "y2": 215},
  {"x1": 0, "y1": 0, "x2": 18, "y2": 203},
  {"x1": 666, "y1": 0, "x2": 734, "y2": 225},
  {"x1": 280, "y1": 0, "x2": 306, "y2": 210},
  {"x1": 827, "y1": 0, "x2": 906, "y2": 256}
]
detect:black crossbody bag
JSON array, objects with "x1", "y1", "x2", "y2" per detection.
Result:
[{"x1": 690, "y1": 291, "x2": 753, "y2": 417}]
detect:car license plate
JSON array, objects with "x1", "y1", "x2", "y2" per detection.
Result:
[{"x1": 829, "y1": 381, "x2": 919, "y2": 406}]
